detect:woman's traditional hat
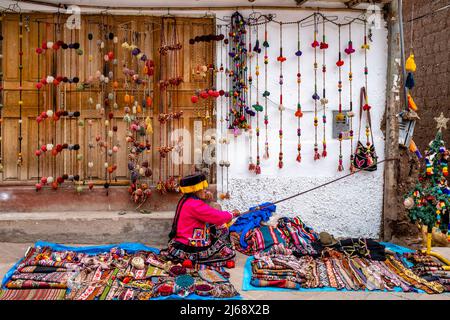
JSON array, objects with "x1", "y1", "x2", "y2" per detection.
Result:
[{"x1": 179, "y1": 172, "x2": 208, "y2": 194}]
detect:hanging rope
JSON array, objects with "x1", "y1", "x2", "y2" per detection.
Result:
[
  {"x1": 347, "y1": 22, "x2": 355, "y2": 172},
  {"x1": 17, "y1": 13, "x2": 23, "y2": 168},
  {"x1": 254, "y1": 23, "x2": 261, "y2": 175},
  {"x1": 238, "y1": 158, "x2": 398, "y2": 216}
]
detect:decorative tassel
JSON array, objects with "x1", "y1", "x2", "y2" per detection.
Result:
[
  {"x1": 407, "y1": 94, "x2": 418, "y2": 111},
  {"x1": 263, "y1": 143, "x2": 269, "y2": 159},
  {"x1": 278, "y1": 161, "x2": 283, "y2": 169},
  {"x1": 248, "y1": 162, "x2": 256, "y2": 171},
  {"x1": 338, "y1": 158, "x2": 344, "y2": 172},
  {"x1": 322, "y1": 149, "x2": 327, "y2": 158},
  {"x1": 405, "y1": 72, "x2": 415, "y2": 89},
  {"x1": 145, "y1": 116, "x2": 153, "y2": 134},
  {"x1": 405, "y1": 53, "x2": 416, "y2": 72},
  {"x1": 255, "y1": 165, "x2": 261, "y2": 175},
  {"x1": 296, "y1": 153, "x2": 302, "y2": 163},
  {"x1": 314, "y1": 147, "x2": 321, "y2": 161}
]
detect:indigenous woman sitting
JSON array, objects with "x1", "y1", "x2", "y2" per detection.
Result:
[{"x1": 161, "y1": 173, "x2": 239, "y2": 267}]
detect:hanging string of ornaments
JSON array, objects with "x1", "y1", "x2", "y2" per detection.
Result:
[
  {"x1": 295, "y1": 22, "x2": 303, "y2": 163},
  {"x1": 0, "y1": 13, "x2": 4, "y2": 174},
  {"x1": 336, "y1": 24, "x2": 344, "y2": 172},
  {"x1": 346, "y1": 22, "x2": 356, "y2": 172},
  {"x1": 312, "y1": 14, "x2": 321, "y2": 161}
]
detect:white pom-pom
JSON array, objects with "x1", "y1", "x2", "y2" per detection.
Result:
[
  {"x1": 113, "y1": 36, "x2": 118, "y2": 43},
  {"x1": 47, "y1": 41, "x2": 54, "y2": 49},
  {"x1": 46, "y1": 110, "x2": 54, "y2": 117},
  {"x1": 88, "y1": 161, "x2": 94, "y2": 168},
  {"x1": 46, "y1": 143, "x2": 53, "y2": 151},
  {"x1": 104, "y1": 162, "x2": 109, "y2": 168},
  {"x1": 47, "y1": 176, "x2": 54, "y2": 183},
  {"x1": 95, "y1": 103, "x2": 101, "y2": 110},
  {"x1": 46, "y1": 75, "x2": 54, "y2": 83}
]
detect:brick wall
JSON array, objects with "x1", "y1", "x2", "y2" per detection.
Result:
[{"x1": 402, "y1": 0, "x2": 450, "y2": 150}]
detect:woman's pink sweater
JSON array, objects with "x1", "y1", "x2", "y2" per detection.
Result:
[{"x1": 174, "y1": 197, "x2": 233, "y2": 246}]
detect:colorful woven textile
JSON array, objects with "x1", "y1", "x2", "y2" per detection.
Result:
[
  {"x1": 0, "y1": 289, "x2": 66, "y2": 300},
  {"x1": 2, "y1": 242, "x2": 241, "y2": 300},
  {"x1": 230, "y1": 202, "x2": 276, "y2": 249},
  {"x1": 198, "y1": 269, "x2": 228, "y2": 283}
]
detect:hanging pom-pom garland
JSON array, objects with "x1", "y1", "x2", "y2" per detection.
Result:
[
  {"x1": 0, "y1": 13, "x2": 3, "y2": 174},
  {"x1": 263, "y1": 22, "x2": 270, "y2": 160},
  {"x1": 277, "y1": 22, "x2": 285, "y2": 169},
  {"x1": 17, "y1": 14, "x2": 24, "y2": 167},
  {"x1": 337, "y1": 25, "x2": 344, "y2": 172},
  {"x1": 312, "y1": 14, "x2": 321, "y2": 161},
  {"x1": 253, "y1": 22, "x2": 262, "y2": 175},
  {"x1": 247, "y1": 24, "x2": 255, "y2": 172},
  {"x1": 347, "y1": 23, "x2": 356, "y2": 172},
  {"x1": 320, "y1": 17, "x2": 328, "y2": 158},
  {"x1": 295, "y1": 22, "x2": 303, "y2": 163}
]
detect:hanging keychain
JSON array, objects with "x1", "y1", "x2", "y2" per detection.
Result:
[
  {"x1": 312, "y1": 14, "x2": 321, "y2": 161},
  {"x1": 277, "y1": 22, "x2": 286, "y2": 169},
  {"x1": 320, "y1": 16, "x2": 328, "y2": 158},
  {"x1": 262, "y1": 21, "x2": 270, "y2": 160},
  {"x1": 336, "y1": 24, "x2": 344, "y2": 171},
  {"x1": 295, "y1": 22, "x2": 303, "y2": 163}
]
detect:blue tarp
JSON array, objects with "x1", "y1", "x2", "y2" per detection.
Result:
[
  {"x1": 1, "y1": 241, "x2": 242, "y2": 300},
  {"x1": 242, "y1": 242, "x2": 426, "y2": 293}
]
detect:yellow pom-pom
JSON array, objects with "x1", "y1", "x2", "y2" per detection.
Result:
[{"x1": 406, "y1": 54, "x2": 416, "y2": 72}]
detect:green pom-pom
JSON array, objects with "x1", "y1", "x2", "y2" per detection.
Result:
[
  {"x1": 262, "y1": 91, "x2": 270, "y2": 97},
  {"x1": 263, "y1": 41, "x2": 269, "y2": 48},
  {"x1": 252, "y1": 104, "x2": 263, "y2": 112}
]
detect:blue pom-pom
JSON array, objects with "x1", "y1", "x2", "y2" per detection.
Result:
[{"x1": 405, "y1": 72, "x2": 415, "y2": 89}]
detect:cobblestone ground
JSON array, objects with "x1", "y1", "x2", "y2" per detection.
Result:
[{"x1": 1, "y1": 243, "x2": 449, "y2": 300}]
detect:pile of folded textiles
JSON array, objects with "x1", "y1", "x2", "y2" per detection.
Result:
[
  {"x1": 230, "y1": 213, "x2": 321, "y2": 256},
  {"x1": 405, "y1": 252, "x2": 450, "y2": 292},
  {"x1": 249, "y1": 243, "x2": 445, "y2": 294},
  {"x1": 1, "y1": 244, "x2": 240, "y2": 300}
]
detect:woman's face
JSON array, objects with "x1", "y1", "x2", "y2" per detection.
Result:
[{"x1": 195, "y1": 189, "x2": 207, "y2": 199}]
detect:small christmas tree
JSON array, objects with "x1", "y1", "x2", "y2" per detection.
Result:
[{"x1": 404, "y1": 130, "x2": 450, "y2": 237}]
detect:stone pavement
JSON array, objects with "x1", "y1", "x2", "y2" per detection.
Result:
[{"x1": 1, "y1": 242, "x2": 449, "y2": 300}]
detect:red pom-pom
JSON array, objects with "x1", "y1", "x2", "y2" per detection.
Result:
[
  {"x1": 36, "y1": 82, "x2": 43, "y2": 90},
  {"x1": 107, "y1": 51, "x2": 114, "y2": 59},
  {"x1": 35, "y1": 183, "x2": 42, "y2": 191},
  {"x1": 336, "y1": 60, "x2": 344, "y2": 67},
  {"x1": 296, "y1": 154, "x2": 302, "y2": 162},
  {"x1": 226, "y1": 260, "x2": 235, "y2": 269},
  {"x1": 51, "y1": 181, "x2": 58, "y2": 190},
  {"x1": 41, "y1": 177, "x2": 48, "y2": 185},
  {"x1": 182, "y1": 259, "x2": 193, "y2": 268},
  {"x1": 41, "y1": 145, "x2": 47, "y2": 152},
  {"x1": 191, "y1": 95, "x2": 199, "y2": 103},
  {"x1": 41, "y1": 41, "x2": 48, "y2": 49},
  {"x1": 200, "y1": 91, "x2": 209, "y2": 99},
  {"x1": 219, "y1": 90, "x2": 225, "y2": 96},
  {"x1": 35, "y1": 47, "x2": 43, "y2": 54},
  {"x1": 51, "y1": 149, "x2": 58, "y2": 156},
  {"x1": 57, "y1": 176, "x2": 64, "y2": 184},
  {"x1": 35, "y1": 150, "x2": 42, "y2": 157}
]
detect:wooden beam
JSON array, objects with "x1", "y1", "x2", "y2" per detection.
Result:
[{"x1": 383, "y1": 0, "x2": 401, "y2": 241}]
